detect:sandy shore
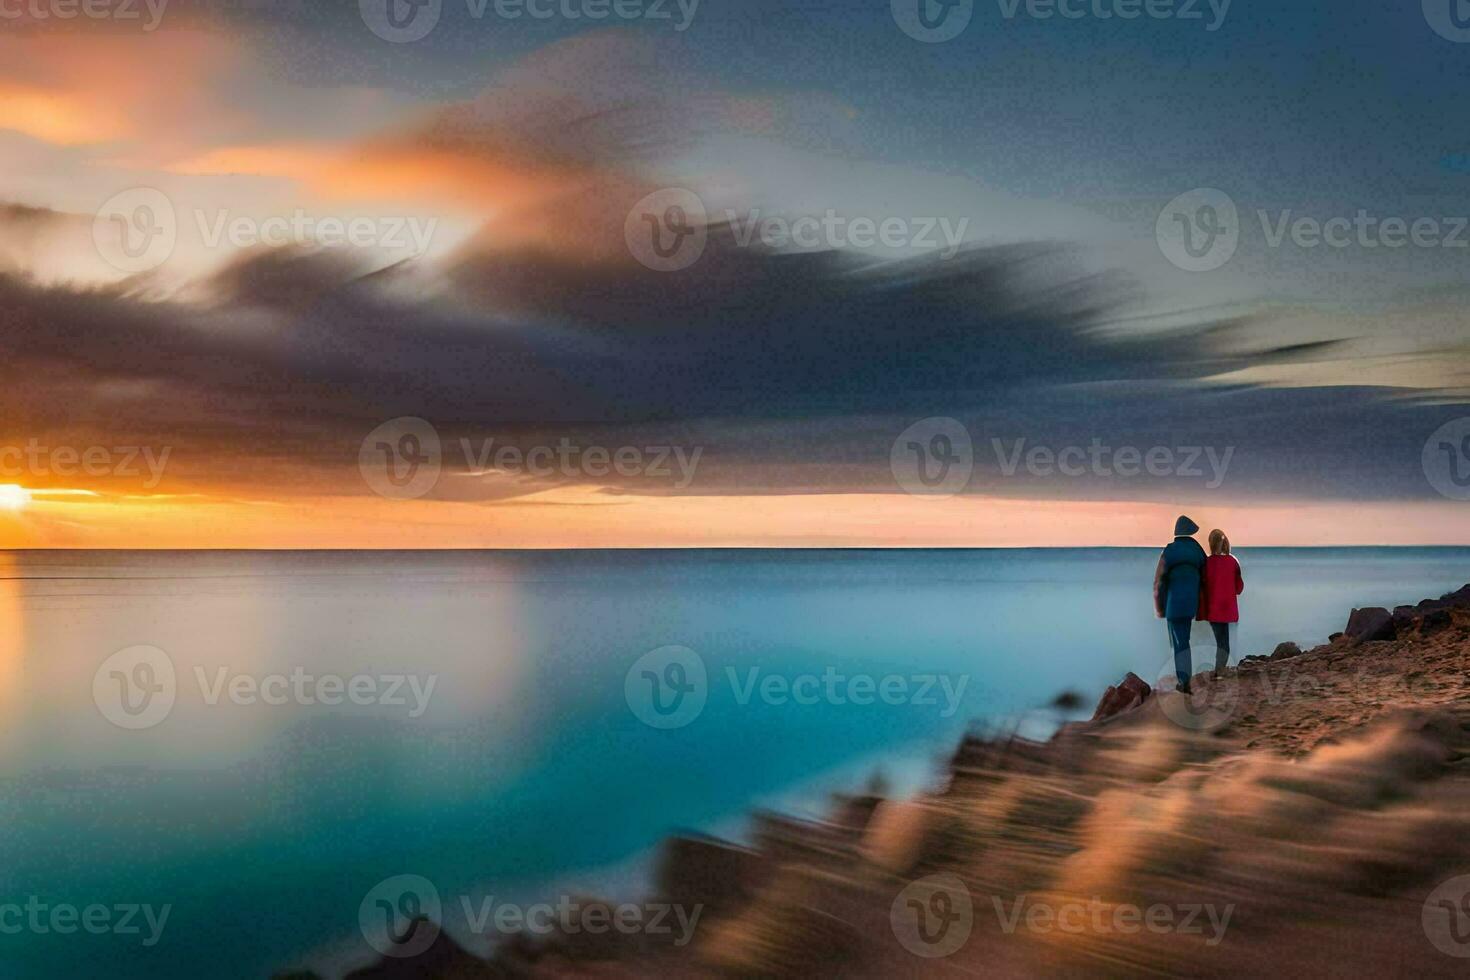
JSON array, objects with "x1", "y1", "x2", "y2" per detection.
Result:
[{"x1": 283, "y1": 583, "x2": 1470, "y2": 978}]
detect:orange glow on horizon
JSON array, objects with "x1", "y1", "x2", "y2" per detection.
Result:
[{"x1": 1, "y1": 485, "x2": 1468, "y2": 550}]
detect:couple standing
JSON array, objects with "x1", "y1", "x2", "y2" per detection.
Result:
[{"x1": 1154, "y1": 515, "x2": 1244, "y2": 694}]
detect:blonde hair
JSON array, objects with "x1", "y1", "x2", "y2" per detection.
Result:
[{"x1": 1208, "y1": 529, "x2": 1230, "y2": 555}]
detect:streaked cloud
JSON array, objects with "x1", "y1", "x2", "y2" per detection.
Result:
[{"x1": 1, "y1": 18, "x2": 1467, "y2": 546}]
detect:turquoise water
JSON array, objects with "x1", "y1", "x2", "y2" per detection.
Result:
[{"x1": 1, "y1": 547, "x2": 1466, "y2": 978}]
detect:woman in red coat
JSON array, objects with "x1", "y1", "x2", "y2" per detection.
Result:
[{"x1": 1200, "y1": 529, "x2": 1244, "y2": 677}]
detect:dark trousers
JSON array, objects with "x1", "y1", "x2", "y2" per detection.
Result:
[
  {"x1": 1210, "y1": 621, "x2": 1231, "y2": 674},
  {"x1": 1166, "y1": 617, "x2": 1193, "y2": 688}
]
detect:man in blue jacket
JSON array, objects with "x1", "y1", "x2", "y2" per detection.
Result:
[{"x1": 1154, "y1": 515, "x2": 1207, "y2": 693}]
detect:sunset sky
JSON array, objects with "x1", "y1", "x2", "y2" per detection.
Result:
[{"x1": 1, "y1": 2, "x2": 1468, "y2": 547}]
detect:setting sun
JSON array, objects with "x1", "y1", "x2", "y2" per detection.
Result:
[{"x1": 0, "y1": 485, "x2": 32, "y2": 511}]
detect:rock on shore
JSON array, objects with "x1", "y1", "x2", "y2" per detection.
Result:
[{"x1": 1090, "y1": 671, "x2": 1152, "y2": 722}]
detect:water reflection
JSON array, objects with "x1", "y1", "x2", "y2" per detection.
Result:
[{"x1": 1, "y1": 548, "x2": 1467, "y2": 979}]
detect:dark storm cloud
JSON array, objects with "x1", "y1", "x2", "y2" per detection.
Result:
[{"x1": 1, "y1": 199, "x2": 1465, "y2": 502}]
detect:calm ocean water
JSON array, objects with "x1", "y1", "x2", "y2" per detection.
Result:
[{"x1": 1, "y1": 547, "x2": 1466, "y2": 978}]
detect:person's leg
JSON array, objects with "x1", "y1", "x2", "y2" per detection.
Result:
[
  {"x1": 1167, "y1": 617, "x2": 1193, "y2": 691},
  {"x1": 1210, "y1": 621, "x2": 1231, "y2": 676}
]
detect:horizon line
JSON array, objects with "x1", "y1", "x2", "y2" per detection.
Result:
[{"x1": 4, "y1": 544, "x2": 1470, "y2": 553}]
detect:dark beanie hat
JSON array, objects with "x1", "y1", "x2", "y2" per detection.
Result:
[{"x1": 1174, "y1": 515, "x2": 1200, "y2": 536}]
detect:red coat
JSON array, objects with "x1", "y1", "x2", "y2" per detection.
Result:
[{"x1": 1199, "y1": 554, "x2": 1244, "y2": 623}]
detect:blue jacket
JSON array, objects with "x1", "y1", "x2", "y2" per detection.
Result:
[{"x1": 1154, "y1": 536, "x2": 1206, "y2": 619}]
